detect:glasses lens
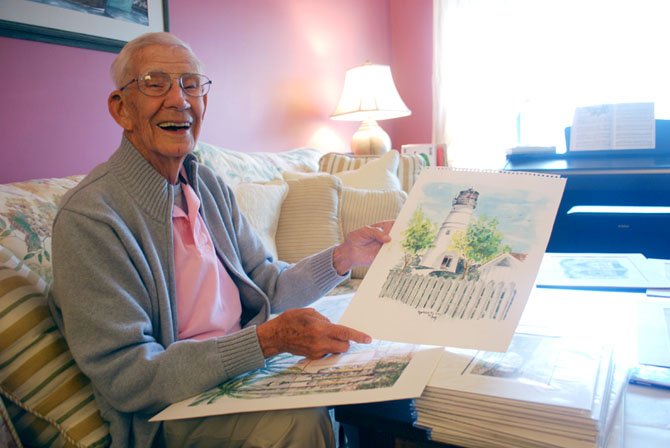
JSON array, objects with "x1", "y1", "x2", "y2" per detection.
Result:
[
  {"x1": 138, "y1": 72, "x2": 171, "y2": 96},
  {"x1": 181, "y1": 74, "x2": 211, "y2": 97}
]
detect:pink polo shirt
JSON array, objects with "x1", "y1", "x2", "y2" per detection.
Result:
[{"x1": 172, "y1": 182, "x2": 242, "y2": 341}]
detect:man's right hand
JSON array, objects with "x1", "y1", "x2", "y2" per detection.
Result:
[{"x1": 256, "y1": 308, "x2": 372, "y2": 359}]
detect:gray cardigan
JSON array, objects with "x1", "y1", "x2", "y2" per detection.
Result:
[{"x1": 48, "y1": 138, "x2": 346, "y2": 447}]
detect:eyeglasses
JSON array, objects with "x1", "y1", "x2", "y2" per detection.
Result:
[{"x1": 120, "y1": 72, "x2": 212, "y2": 97}]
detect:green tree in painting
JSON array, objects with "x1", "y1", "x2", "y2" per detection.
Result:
[
  {"x1": 400, "y1": 207, "x2": 437, "y2": 271},
  {"x1": 189, "y1": 354, "x2": 300, "y2": 405},
  {"x1": 450, "y1": 215, "x2": 511, "y2": 279}
]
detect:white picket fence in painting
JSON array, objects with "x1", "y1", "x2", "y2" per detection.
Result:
[{"x1": 379, "y1": 272, "x2": 517, "y2": 321}]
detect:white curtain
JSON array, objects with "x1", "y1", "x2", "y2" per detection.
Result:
[{"x1": 433, "y1": 0, "x2": 670, "y2": 168}]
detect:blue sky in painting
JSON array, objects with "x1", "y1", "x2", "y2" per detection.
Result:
[{"x1": 418, "y1": 182, "x2": 550, "y2": 254}]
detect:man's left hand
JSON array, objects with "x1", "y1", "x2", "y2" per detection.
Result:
[{"x1": 332, "y1": 220, "x2": 393, "y2": 276}]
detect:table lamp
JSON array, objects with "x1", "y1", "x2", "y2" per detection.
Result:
[{"x1": 331, "y1": 62, "x2": 411, "y2": 155}]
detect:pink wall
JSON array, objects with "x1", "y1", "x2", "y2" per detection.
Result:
[
  {"x1": 170, "y1": 0, "x2": 393, "y2": 155},
  {"x1": 0, "y1": 0, "x2": 432, "y2": 183},
  {"x1": 0, "y1": 37, "x2": 119, "y2": 182},
  {"x1": 389, "y1": 0, "x2": 433, "y2": 147}
]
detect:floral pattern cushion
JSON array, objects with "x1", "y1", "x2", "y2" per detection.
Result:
[
  {"x1": 0, "y1": 176, "x2": 84, "y2": 284},
  {"x1": 193, "y1": 142, "x2": 321, "y2": 186},
  {"x1": 0, "y1": 143, "x2": 319, "y2": 285}
]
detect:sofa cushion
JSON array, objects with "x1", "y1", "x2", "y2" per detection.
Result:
[
  {"x1": 340, "y1": 188, "x2": 407, "y2": 278},
  {"x1": 276, "y1": 173, "x2": 342, "y2": 263},
  {"x1": 0, "y1": 246, "x2": 110, "y2": 447},
  {"x1": 318, "y1": 151, "x2": 424, "y2": 194},
  {"x1": 0, "y1": 176, "x2": 84, "y2": 284},
  {"x1": 232, "y1": 181, "x2": 289, "y2": 260},
  {"x1": 332, "y1": 150, "x2": 401, "y2": 191},
  {"x1": 278, "y1": 172, "x2": 407, "y2": 278},
  {"x1": 193, "y1": 142, "x2": 321, "y2": 186}
]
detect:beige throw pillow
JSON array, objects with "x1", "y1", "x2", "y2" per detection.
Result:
[
  {"x1": 233, "y1": 181, "x2": 288, "y2": 260},
  {"x1": 333, "y1": 150, "x2": 401, "y2": 191},
  {"x1": 319, "y1": 151, "x2": 424, "y2": 194},
  {"x1": 275, "y1": 174, "x2": 343, "y2": 263},
  {"x1": 340, "y1": 187, "x2": 408, "y2": 278}
]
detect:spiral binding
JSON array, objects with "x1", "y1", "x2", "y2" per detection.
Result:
[{"x1": 423, "y1": 166, "x2": 563, "y2": 178}]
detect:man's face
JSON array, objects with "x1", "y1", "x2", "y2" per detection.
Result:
[{"x1": 109, "y1": 45, "x2": 207, "y2": 180}]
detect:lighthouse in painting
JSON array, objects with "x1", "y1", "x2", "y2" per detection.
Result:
[{"x1": 419, "y1": 188, "x2": 479, "y2": 273}]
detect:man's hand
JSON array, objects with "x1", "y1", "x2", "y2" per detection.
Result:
[
  {"x1": 256, "y1": 308, "x2": 372, "y2": 359},
  {"x1": 332, "y1": 220, "x2": 393, "y2": 276}
]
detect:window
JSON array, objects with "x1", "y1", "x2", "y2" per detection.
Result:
[{"x1": 434, "y1": 0, "x2": 670, "y2": 168}]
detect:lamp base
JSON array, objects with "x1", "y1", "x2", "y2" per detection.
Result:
[{"x1": 351, "y1": 119, "x2": 391, "y2": 155}]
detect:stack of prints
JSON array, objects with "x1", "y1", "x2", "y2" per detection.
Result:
[
  {"x1": 416, "y1": 337, "x2": 625, "y2": 448},
  {"x1": 415, "y1": 288, "x2": 634, "y2": 448}
]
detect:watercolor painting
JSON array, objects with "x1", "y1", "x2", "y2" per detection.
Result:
[
  {"x1": 152, "y1": 341, "x2": 443, "y2": 421},
  {"x1": 341, "y1": 168, "x2": 566, "y2": 351}
]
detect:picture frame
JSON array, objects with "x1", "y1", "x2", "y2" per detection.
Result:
[{"x1": 0, "y1": 0, "x2": 169, "y2": 53}]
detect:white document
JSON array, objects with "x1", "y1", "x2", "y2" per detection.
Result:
[
  {"x1": 637, "y1": 298, "x2": 670, "y2": 368},
  {"x1": 646, "y1": 258, "x2": 670, "y2": 298},
  {"x1": 569, "y1": 102, "x2": 655, "y2": 151},
  {"x1": 340, "y1": 167, "x2": 566, "y2": 352}
]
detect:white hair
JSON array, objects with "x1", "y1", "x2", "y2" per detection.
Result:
[{"x1": 110, "y1": 32, "x2": 204, "y2": 87}]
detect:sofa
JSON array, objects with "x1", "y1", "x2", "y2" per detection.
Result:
[{"x1": 0, "y1": 141, "x2": 423, "y2": 447}]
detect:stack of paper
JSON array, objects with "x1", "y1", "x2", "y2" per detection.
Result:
[
  {"x1": 415, "y1": 335, "x2": 624, "y2": 448},
  {"x1": 414, "y1": 288, "x2": 636, "y2": 448}
]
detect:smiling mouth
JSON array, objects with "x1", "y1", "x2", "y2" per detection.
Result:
[{"x1": 157, "y1": 121, "x2": 192, "y2": 131}]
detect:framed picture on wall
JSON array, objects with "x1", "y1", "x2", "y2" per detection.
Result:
[{"x1": 0, "y1": 0, "x2": 169, "y2": 53}]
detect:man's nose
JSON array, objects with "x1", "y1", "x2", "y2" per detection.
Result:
[{"x1": 164, "y1": 79, "x2": 189, "y2": 107}]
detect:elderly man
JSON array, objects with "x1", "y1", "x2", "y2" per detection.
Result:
[{"x1": 48, "y1": 32, "x2": 391, "y2": 448}]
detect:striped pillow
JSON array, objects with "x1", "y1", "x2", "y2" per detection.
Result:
[
  {"x1": 340, "y1": 187, "x2": 407, "y2": 279},
  {"x1": 318, "y1": 151, "x2": 424, "y2": 194},
  {"x1": 276, "y1": 173, "x2": 343, "y2": 263},
  {"x1": 0, "y1": 246, "x2": 110, "y2": 447}
]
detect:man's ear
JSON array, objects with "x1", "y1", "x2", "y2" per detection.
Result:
[{"x1": 108, "y1": 90, "x2": 134, "y2": 131}]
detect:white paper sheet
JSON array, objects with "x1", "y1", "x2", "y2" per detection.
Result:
[
  {"x1": 637, "y1": 298, "x2": 670, "y2": 367},
  {"x1": 645, "y1": 258, "x2": 670, "y2": 298}
]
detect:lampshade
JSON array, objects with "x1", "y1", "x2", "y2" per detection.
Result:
[
  {"x1": 331, "y1": 62, "x2": 411, "y2": 121},
  {"x1": 331, "y1": 62, "x2": 411, "y2": 155}
]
